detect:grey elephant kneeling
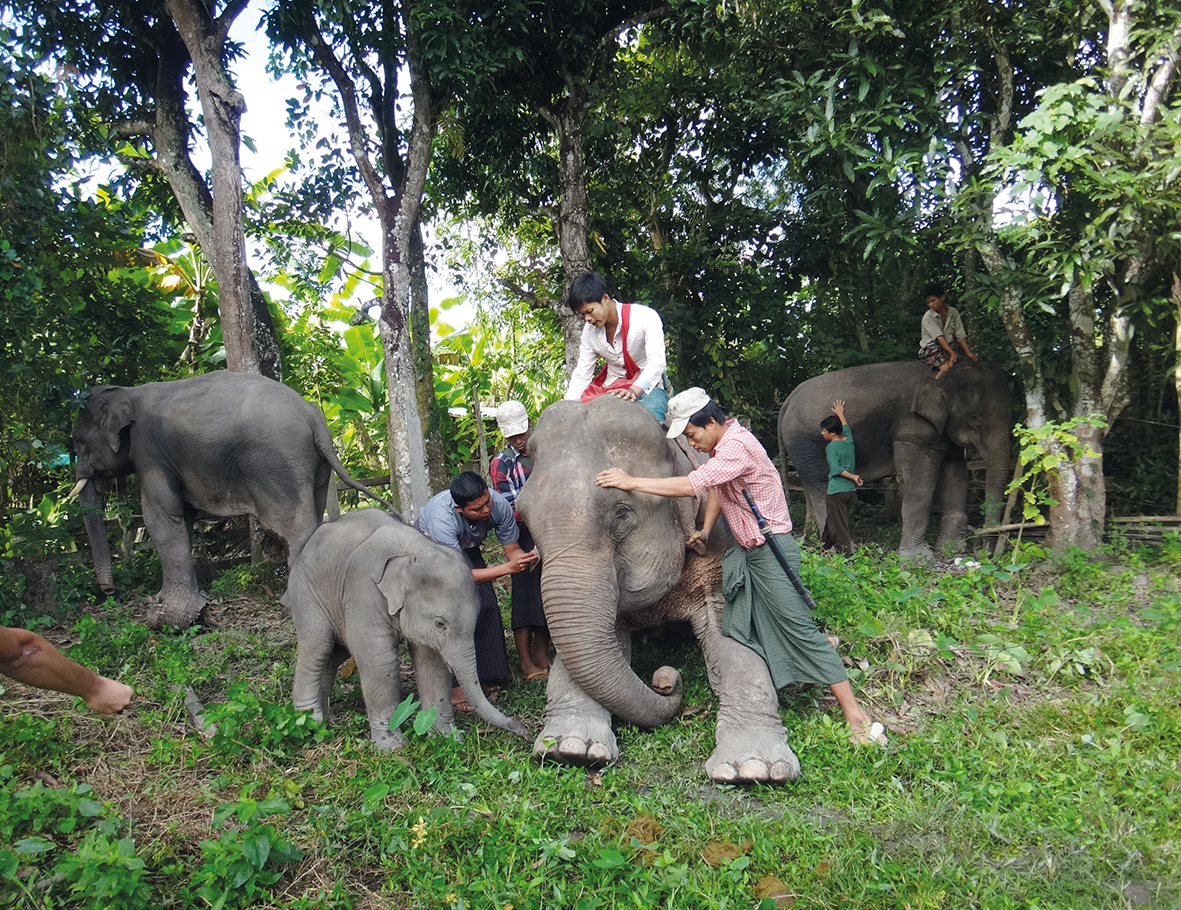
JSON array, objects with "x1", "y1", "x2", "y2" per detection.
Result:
[{"x1": 281, "y1": 509, "x2": 528, "y2": 749}]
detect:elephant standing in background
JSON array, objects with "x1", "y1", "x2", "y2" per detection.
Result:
[
  {"x1": 518, "y1": 397, "x2": 799, "y2": 783},
  {"x1": 72, "y1": 371, "x2": 390, "y2": 628},
  {"x1": 779, "y1": 361, "x2": 1012, "y2": 559},
  {"x1": 281, "y1": 509, "x2": 527, "y2": 748}
]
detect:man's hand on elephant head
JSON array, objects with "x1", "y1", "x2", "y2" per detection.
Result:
[
  {"x1": 595, "y1": 468, "x2": 635, "y2": 490},
  {"x1": 686, "y1": 530, "x2": 708, "y2": 556}
]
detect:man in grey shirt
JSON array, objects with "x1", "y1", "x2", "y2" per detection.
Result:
[{"x1": 415, "y1": 471, "x2": 538, "y2": 711}]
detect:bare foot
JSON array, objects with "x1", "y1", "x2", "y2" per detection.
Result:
[
  {"x1": 521, "y1": 663, "x2": 549, "y2": 681},
  {"x1": 451, "y1": 686, "x2": 473, "y2": 713}
]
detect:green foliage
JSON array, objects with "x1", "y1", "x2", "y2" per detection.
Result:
[
  {"x1": 1007, "y1": 414, "x2": 1108, "y2": 523},
  {"x1": 0, "y1": 767, "x2": 150, "y2": 909},
  {"x1": 203, "y1": 682, "x2": 330, "y2": 764},
  {"x1": 186, "y1": 797, "x2": 303, "y2": 910}
]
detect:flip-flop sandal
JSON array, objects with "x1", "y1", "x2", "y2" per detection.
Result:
[
  {"x1": 450, "y1": 689, "x2": 474, "y2": 713},
  {"x1": 525, "y1": 670, "x2": 549, "y2": 682}
]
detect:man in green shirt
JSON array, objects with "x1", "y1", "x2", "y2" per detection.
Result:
[{"x1": 820, "y1": 399, "x2": 862, "y2": 556}]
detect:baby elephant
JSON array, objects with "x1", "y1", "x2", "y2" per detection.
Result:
[{"x1": 281, "y1": 509, "x2": 528, "y2": 749}]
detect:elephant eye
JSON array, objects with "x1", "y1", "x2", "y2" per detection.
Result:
[
  {"x1": 434, "y1": 618, "x2": 447, "y2": 632},
  {"x1": 607, "y1": 503, "x2": 638, "y2": 542}
]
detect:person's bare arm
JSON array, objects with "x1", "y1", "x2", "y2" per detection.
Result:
[
  {"x1": 687, "y1": 489, "x2": 722, "y2": 554},
  {"x1": 0, "y1": 626, "x2": 133, "y2": 714},
  {"x1": 595, "y1": 469, "x2": 695, "y2": 498},
  {"x1": 469, "y1": 540, "x2": 539, "y2": 583},
  {"x1": 960, "y1": 337, "x2": 978, "y2": 360},
  {"x1": 937, "y1": 335, "x2": 957, "y2": 364}
]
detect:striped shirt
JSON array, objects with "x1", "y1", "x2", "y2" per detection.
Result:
[
  {"x1": 490, "y1": 444, "x2": 530, "y2": 519},
  {"x1": 687, "y1": 420, "x2": 792, "y2": 549}
]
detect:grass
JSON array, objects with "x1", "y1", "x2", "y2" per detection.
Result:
[{"x1": 1, "y1": 532, "x2": 1179, "y2": 909}]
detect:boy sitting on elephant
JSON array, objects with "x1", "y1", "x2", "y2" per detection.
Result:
[
  {"x1": 596, "y1": 388, "x2": 886, "y2": 747},
  {"x1": 918, "y1": 282, "x2": 978, "y2": 378}
]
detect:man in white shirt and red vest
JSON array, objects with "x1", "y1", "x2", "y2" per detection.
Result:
[{"x1": 563, "y1": 271, "x2": 669, "y2": 421}]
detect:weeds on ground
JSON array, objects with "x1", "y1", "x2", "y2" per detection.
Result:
[{"x1": 1, "y1": 537, "x2": 1179, "y2": 909}]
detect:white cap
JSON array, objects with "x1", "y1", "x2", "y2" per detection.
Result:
[
  {"x1": 665, "y1": 387, "x2": 712, "y2": 438},
  {"x1": 496, "y1": 400, "x2": 529, "y2": 437}
]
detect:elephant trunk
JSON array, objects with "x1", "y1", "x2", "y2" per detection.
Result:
[
  {"x1": 982, "y1": 443, "x2": 1011, "y2": 528},
  {"x1": 448, "y1": 649, "x2": 527, "y2": 739},
  {"x1": 540, "y1": 551, "x2": 683, "y2": 728},
  {"x1": 78, "y1": 478, "x2": 115, "y2": 595}
]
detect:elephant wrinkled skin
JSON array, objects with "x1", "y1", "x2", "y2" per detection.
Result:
[
  {"x1": 779, "y1": 361, "x2": 1012, "y2": 559},
  {"x1": 72, "y1": 371, "x2": 388, "y2": 628},
  {"x1": 518, "y1": 397, "x2": 799, "y2": 784},
  {"x1": 281, "y1": 509, "x2": 527, "y2": 748}
]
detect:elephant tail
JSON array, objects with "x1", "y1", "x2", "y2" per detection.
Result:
[{"x1": 312, "y1": 417, "x2": 404, "y2": 521}]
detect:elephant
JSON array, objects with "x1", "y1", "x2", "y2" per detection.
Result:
[
  {"x1": 280, "y1": 508, "x2": 528, "y2": 748},
  {"x1": 778, "y1": 360, "x2": 1012, "y2": 559},
  {"x1": 517, "y1": 396, "x2": 800, "y2": 783},
  {"x1": 71, "y1": 371, "x2": 390, "y2": 628}
]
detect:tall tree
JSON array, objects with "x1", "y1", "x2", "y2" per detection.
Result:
[
  {"x1": 11, "y1": 0, "x2": 282, "y2": 379},
  {"x1": 968, "y1": 0, "x2": 1181, "y2": 548},
  {"x1": 430, "y1": 0, "x2": 671, "y2": 372},
  {"x1": 267, "y1": 0, "x2": 517, "y2": 516}
]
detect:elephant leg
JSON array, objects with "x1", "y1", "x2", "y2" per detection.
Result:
[
  {"x1": 352, "y1": 640, "x2": 406, "y2": 750},
  {"x1": 894, "y1": 441, "x2": 943, "y2": 560},
  {"x1": 257, "y1": 499, "x2": 321, "y2": 569},
  {"x1": 292, "y1": 625, "x2": 345, "y2": 724},
  {"x1": 935, "y1": 451, "x2": 970, "y2": 552},
  {"x1": 140, "y1": 480, "x2": 207, "y2": 627},
  {"x1": 690, "y1": 594, "x2": 799, "y2": 783},
  {"x1": 534, "y1": 630, "x2": 631, "y2": 766},
  {"x1": 409, "y1": 641, "x2": 457, "y2": 737}
]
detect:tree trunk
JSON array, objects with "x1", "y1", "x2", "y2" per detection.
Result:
[
  {"x1": 1046, "y1": 423, "x2": 1106, "y2": 551},
  {"x1": 553, "y1": 97, "x2": 594, "y2": 378},
  {"x1": 1174, "y1": 273, "x2": 1181, "y2": 515},
  {"x1": 409, "y1": 223, "x2": 449, "y2": 493},
  {"x1": 165, "y1": 0, "x2": 281, "y2": 380}
]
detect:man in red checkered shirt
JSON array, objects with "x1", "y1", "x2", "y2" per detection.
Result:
[{"x1": 595, "y1": 388, "x2": 886, "y2": 747}]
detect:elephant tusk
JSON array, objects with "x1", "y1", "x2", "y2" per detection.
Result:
[{"x1": 67, "y1": 478, "x2": 88, "y2": 500}]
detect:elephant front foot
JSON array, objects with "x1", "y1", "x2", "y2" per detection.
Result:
[
  {"x1": 534, "y1": 712, "x2": 618, "y2": 766},
  {"x1": 368, "y1": 717, "x2": 407, "y2": 751},
  {"x1": 705, "y1": 729, "x2": 800, "y2": 784},
  {"x1": 146, "y1": 587, "x2": 209, "y2": 629}
]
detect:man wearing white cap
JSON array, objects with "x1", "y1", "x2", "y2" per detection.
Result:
[
  {"x1": 490, "y1": 401, "x2": 551, "y2": 681},
  {"x1": 594, "y1": 388, "x2": 886, "y2": 747}
]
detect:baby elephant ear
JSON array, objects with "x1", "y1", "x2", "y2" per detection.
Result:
[{"x1": 374, "y1": 553, "x2": 415, "y2": 617}]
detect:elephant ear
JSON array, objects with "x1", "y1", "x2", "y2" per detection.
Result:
[
  {"x1": 911, "y1": 377, "x2": 951, "y2": 435},
  {"x1": 92, "y1": 387, "x2": 135, "y2": 453},
  {"x1": 373, "y1": 552, "x2": 415, "y2": 618}
]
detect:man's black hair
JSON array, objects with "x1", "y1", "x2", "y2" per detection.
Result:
[
  {"x1": 688, "y1": 401, "x2": 729, "y2": 429},
  {"x1": 820, "y1": 414, "x2": 843, "y2": 435},
  {"x1": 566, "y1": 271, "x2": 611, "y2": 314},
  {"x1": 450, "y1": 470, "x2": 488, "y2": 507},
  {"x1": 921, "y1": 282, "x2": 946, "y2": 299}
]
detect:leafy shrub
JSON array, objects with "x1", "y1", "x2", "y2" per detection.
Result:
[
  {"x1": 185, "y1": 797, "x2": 303, "y2": 910},
  {"x1": 203, "y1": 682, "x2": 329, "y2": 764},
  {"x1": 0, "y1": 766, "x2": 150, "y2": 909}
]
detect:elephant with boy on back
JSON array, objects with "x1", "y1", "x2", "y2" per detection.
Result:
[
  {"x1": 72, "y1": 371, "x2": 389, "y2": 628},
  {"x1": 779, "y1": 360, "x2": 1012, "y2": 559},
  {"x1": 518, "y1": 397, "x2": 799, "y2": 783}
]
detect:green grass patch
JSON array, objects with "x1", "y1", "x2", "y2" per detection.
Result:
[{"x1": 1, "y1": 544, "x2": 1178, "y2": 909}]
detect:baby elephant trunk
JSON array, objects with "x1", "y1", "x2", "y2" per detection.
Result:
[{"x1": 453, "y1": 661, "x2": 528, "y2": 739}]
